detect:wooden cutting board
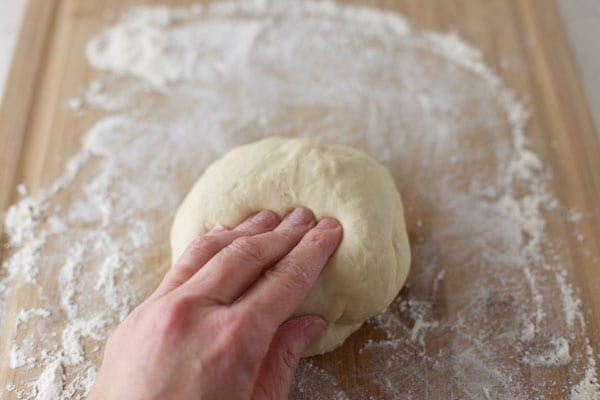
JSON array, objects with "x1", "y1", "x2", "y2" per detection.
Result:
[{"x1": 1, "y1": 0, "x2": 599, "y2": 398}]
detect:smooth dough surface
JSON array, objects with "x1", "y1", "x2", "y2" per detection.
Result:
[{"x1": 170, "y1": 137, "x2": 410, "y2": 355}]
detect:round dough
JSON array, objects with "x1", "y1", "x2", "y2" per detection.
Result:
[{"x1": 170, "y1": 137, "x2": 410, "y2": 355}]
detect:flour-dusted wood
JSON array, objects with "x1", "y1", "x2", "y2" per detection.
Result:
[{"x1": 0, "y1": 1, "x2": 599, "y2": 399}]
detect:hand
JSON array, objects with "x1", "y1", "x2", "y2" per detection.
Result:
[{"x1": 88, "y1": 207, "x2": 342, "y2": 400}]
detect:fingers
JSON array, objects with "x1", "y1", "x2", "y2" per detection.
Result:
[
  {"x1": 181, "y1": 207, "x2": 317, "y2": 304},
  {"x1": 251, "y1": 316, "x2": 326, "y2": 400},
  {"x1": 151, "y1": 211, "x2": 280, "y2": 299},
  {"x1": 240, "y1": 218, "x2": 342, "y2": 328}
]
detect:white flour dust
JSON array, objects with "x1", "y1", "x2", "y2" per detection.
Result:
[{"x1": 1, "y1": 1, "x2": 599, "y2": 399}]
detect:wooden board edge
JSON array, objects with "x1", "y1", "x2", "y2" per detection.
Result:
[
  {"x1": 549, "y1": 0, "x2": 600, "y2": 148},
  {"x1": 0, "y1": 0, "x2": 60, "y2": 213},
  {"x1": 514, "y1": 0, "x2": 600, "y2": 346}
]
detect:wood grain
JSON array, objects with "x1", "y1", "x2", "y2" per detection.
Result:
[
  {"x1": 512, "y1": 0, "x2": 600, "y2": 339},
  {"x1": 0, "y1": 0, "x2": 598, "y2": 398},
  {"x1": 0, "y1": 0, "x2": 58, "y2": 214}
]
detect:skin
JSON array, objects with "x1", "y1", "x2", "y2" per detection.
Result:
[{"x1": 88, "y1": 207, "x2": 343, "y2": 400}]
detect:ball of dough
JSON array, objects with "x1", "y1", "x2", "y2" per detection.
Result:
[{"x1": 170, "y1": 137, "x2": 410, "y2": 355}]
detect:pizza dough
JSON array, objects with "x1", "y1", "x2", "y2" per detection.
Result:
[{"x1": 170, "y1": 137, "x2": 411, "y2": 355}]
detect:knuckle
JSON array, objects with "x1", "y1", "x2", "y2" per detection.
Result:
[
  {"x1": 266, "y1": 264, "x2": 312, "y2": 297},
  {"x1": 230, "y1": 236, "x2": 266, "y2": 264},
  {"x1": 280, "y1": 345, "x2": 299, "y2": 372},
  {"x1": 167, "y1": 263, "x2": 195, "y2": 284},
  {"x1": 277, "y1": 228, "x2": 301, "y2": 246},
  {"x1": 308, "y1": 230, "x2": 336, "y2": 249},
  {"x1": 157, "y1": 296, "x2": 193, "y2": 335},
  {"x1": 187, "y1": 235, "x2": 221, "y2": 254}
]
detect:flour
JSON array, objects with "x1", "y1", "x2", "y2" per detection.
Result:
[
  {"x1": 290, "y1": 361, "x2": 349, "y2": 400},
  {"x1": 3, "y1": 235, "x2": 46, "y2": 285},
  {"x1": 61, "y1": 316, "x2": 107, "y2": 366},
  {"x1": 556, "y1": 270, "x2": 582, "y2": 332},
  {"x1": 4, "y1": 197, "x2": 45, "y2": 247},
  {"x1": 571, "y1": 343, "x2": 600, "y2": 400},
  {"x1": 65, "y1": 97, "x2": 83, "y2": 114},
  {"x1": 567, "y1": 208, "x2": 583, "y2": 224},
  {"x1": 1, "y1": 1, "x2": 598, "y2": 399},
  {"x1": 9, "y1": 309, "x2": 51, "y2": 369},
  {"x1": 522, "y1": 337, "x2": 572, "y2": 366},
  {"x1": 9, "y1": 335, "x2": 36, "y2": 369},
  {"x1": 34, "y1": 359, "x2": 63, "y2": 400},
  {"x1": 14, "y1": 308, "x2": 51, "y2": 331},
  {"x1": 59, "y1": 245, "x2": 85, "y2": 320}
]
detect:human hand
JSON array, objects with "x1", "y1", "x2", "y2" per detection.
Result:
[{"x1": 88, "y1": 207, "x2": 342, "y2": 400}]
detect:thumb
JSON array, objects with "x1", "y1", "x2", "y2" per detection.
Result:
[{"x1": 252, "y1": 316, "x2": 326, "y2": 400}]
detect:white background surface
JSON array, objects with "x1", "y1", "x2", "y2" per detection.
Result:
[
  {"x1": 0, "y1": 0, "x2": 26, "y2": 103},
  {"x1": 0, "y1": 0, "x2": 598, "y2": 132},
  {"x1": 556, "y1": 0, "x2": 600, "y2": 134}
]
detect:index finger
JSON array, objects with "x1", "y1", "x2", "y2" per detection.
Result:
[{"x1": 238, "y1": 217, "x2": 342, "y2": 329}]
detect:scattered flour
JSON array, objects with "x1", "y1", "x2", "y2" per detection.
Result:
[
  {"x1": 34, "y1": 359, "x2": 63, "y2": 400},
  {"x1": 567, "y1": 208, "x2": 583, "y2": 224},
  {"x1": 65, "y1": 97, "x2": 83, "y2": 113},
  {"x1": 522, "y1": 337, "x2": 572, "y2": 366},
  {"x1": 9, "y1": 335, "x2": 36, "y2": 369},
  {"x1": 4, "y1": 197, "x2": 45, "y2": 247},
  {"x1": 14, "y1": 308, "x2": 51, "y2": 331},
  {"x1": 0, "y1": 1, "x2": 598, "y2": 399},
  {"x1": 571, "y1": 343, "x2": 600, "y2": 400}
]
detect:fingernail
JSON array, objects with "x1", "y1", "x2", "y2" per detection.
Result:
[
  {"x1": 316, "y1": 218, "x2": 339, "y2": 230},
  {"x1": 251, "y1": 210, "x2": 278, "y2": 226},
  {"x1": 304, "y1": 318, "x2": 327, "y2": 343},
  {"x1": 286, "y1": 207, "x2": 314, "y2": 226}
]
